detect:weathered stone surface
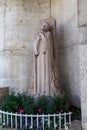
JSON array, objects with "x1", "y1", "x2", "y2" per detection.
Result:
[
  {"x1": 79, "y1": 44, "x2": 87, "y2": 130},
  {"x1": 0, "y1": 55, "x2": 32, "y2": 93},
  {"x1": 63, "y1": 0, "x2": 78, "y2": 47},
  {"x1": 0, "y1": 0, "x2": 6, "y2": 51},
  {"x1": 51, "y1": 0, "x2": 80, "y2": 108},
  {"x1": 29, "y1": 19, "x2": 62, "y2": 96},
  {"x1": 58, "y1": 44, "x2": 80, "y2": 107},
  {"x1": 78, "y1": 0, "x2": 87, "y2": 126},
  {"x1": 0, "y1": 87, "x2": 9, "y2": 106},
  {"x1": 78, "y1": 0, "x2": 87, "y2": 26},
  {"x1": 0, "y1": 0, "x2": 50, "y2": 93},
  {"x1": 79, "y1": 26, "x2": 87, "y2": 45},
  {"x1": 78, "y1": 0, "x2": 87, "y2": 129},
  {"x1": 0, "y1": 87, "x2": 9, "y2": 94},
  {"x1": 5, "y1": 0, "x2": 50, "y2": 51},
  {"x1": 0, "y1": 0, "x2": 81, "y2": 108}
]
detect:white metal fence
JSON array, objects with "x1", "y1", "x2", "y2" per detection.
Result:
[{"x1": 0, "y1": 110, "x2": 72, "y2": 130}]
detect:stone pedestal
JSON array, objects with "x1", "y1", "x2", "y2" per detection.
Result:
[{"x1": 0, "y1": 87, "x2": 9, "y2": 106}]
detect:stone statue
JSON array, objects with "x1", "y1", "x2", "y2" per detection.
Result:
[{"x1": 29, "y1": 19, "x2": 63, "y2": 96}]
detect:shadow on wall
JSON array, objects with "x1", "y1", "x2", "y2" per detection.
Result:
[{"x1": 56, "y1": 24, "x2": 80, "y2": 108}]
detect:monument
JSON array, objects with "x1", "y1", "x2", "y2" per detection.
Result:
[{"x1": 29, "y1": 18, "x2": 63, "y2": 96}]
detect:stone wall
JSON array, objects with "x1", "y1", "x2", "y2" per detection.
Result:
[
  {"x1": 0, "y1": 0, "x2": 50, "y2": 93},
  {"x1": 51, "y1": 0, "x2": 80, "y2": 108},
  {"x1": 78, "y1": 0, "x2": 87, "y2": 129},
  {"x1": 0, "y1": 0, "x2": 81, "y2": 108}
]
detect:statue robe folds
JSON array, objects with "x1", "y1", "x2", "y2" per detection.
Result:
[{"x1": 29, "y1": 18, "x2": 61, "y2": 96}]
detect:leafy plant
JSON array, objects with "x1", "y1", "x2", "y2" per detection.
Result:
[
  {"x1": 1, "y1": 93, "x2": 69, "y2": 114},
  {"x1": 2, "y1": 93, "x2": 20, "y2": 113},
  {"x1": 36, "y1": 95, "x2": 48, "y2": 114},
  {"x1": 21, "y1": 94, "x2": 36, "y2": 114},
  {"x1": 45, "y1": 125, "x2": 52, "y2": 130},
  {"x1": 1, "y1": 93, "x2": 70, "y2": 130}
]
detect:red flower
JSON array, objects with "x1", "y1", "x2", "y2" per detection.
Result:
[
  {"x1": 15, "y1": 106, "x2": 18, "y2": 109},
  {"x1": 19, "y1": 109, "x2": 25, "y2": 114},
  {"x1": 38, "y1": 108, "x2": 43, "y2": 113},
  {"x1": 60, "y1": 109, "x2": 64, "y2": 113},
  {"x1": 56, "y1": 111, "x2": 60, "y2": 114}
]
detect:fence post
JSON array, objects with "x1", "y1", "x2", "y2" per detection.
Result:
[
  {"x1": 20, "y1": 114, "x2": 22, "y2": 129},
  {"x1": 37, "y1": 114, "x2": 39, "y2": 128},
  {"x1": 31, "y1": 114, "x2": 33, "y2": 128},
  {"x1": 59, "y1": 114, "x2": 61, "y2": 130},
  {"x1": 3, "y1": 112, "x2": 5, "y2": 125},
  {"x1": 64, "y1": 113, "x2": 66, "y2": 130},
  {"x1": 25, "y1": 114, "x2": 27, "y2": 128},
  {"x1": 11, "y1": 113, "x2": 13, "y2": 128},
  {"x1": 15, "y1": 113, "x2": 17, "y2": 129},
  {"x1": 69, "y1": 112, "x2": 71, "y2": 127},
  {"x1": 6, "y1": 112, "x2": 9, "y2": 126},
  {"x1": 48, "y1": 114, "x2": 50, "y2": 127},
  {"x1": 54, "y1": 113, "x2": 56, "y2": 130},
  {"x1": 42, "y1": 114, "x2": 44, "y2": 130},
  {"x1": 0, "y1": 112, "x2": 2, "y2": 124}
]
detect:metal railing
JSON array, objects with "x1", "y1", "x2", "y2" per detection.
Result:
[{"x1": 0, "y1": 110, "x2": 72, "y2": 130}]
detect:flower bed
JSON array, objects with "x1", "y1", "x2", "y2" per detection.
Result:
[
  {"x1": 0, "y1": 110, "x2": 72, "y2": 130},
  {"x1": 1, "y1": 93, "x2": 69, "y2": 115},
  {"x1": 0, "y1": 93, "x2": 72, "y2": 130}
]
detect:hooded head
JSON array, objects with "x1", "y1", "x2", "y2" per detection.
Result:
[{"x1": 41, "y1": 22, "x2": 50, "y2": 32}]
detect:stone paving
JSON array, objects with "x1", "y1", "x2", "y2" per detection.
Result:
[
  {"x1": 71, "y1": 120, "x2": 81, "y2": 130},
  {"x1": 61, "y1": 120, "x2": 81, "y2": 130},
  {"x1": 0, "y1": 120, "x2": 81, "y2": 130}
]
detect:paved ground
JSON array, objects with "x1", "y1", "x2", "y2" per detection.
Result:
[
  {"x1": 0, "y1": 120, "x2": 81, "y2": 130},
  {"x1": 71, "y1": 120, "x2": 81, "y2": 130},
  {"x1": 62, "y1": 120, "x2": 81, "y2": 130}
]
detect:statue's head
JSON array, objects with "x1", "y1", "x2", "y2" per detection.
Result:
[{"x1": 41, "y1": 22, "x2": 50, "y2": 32}]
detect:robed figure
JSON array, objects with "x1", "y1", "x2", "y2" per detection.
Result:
[{"x1": 29, "y1": 19, "x2": 63, "y2": 96}]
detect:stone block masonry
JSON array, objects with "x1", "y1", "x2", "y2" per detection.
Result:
[
  {"x1": 0, "y1": 0, "x2": 81, "y2": 109},
  {"x1": 0, "y1": 0, "x2": 50, "y2": 93}
]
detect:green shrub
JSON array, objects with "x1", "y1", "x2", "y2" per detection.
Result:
[
  {"x1": 21, "y1": 94, "x2": 36, "y2": 114},
  {"x1": 2, "y1": 93, "x2": 20, "y2": 113},
  {"x1": 1, "y1": 93, "x2": 69, "y2": 114}
]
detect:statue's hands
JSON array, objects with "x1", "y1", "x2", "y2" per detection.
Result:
[
  {"x1": 38, "y1": 32, "x2": 45, "y2": 39},
  {"x1": 36, "y1": 34, "x2": 41, "y2": 40}
]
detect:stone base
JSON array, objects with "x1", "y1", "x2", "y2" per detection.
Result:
[{"x1": 0, "y1": 87, "x2": 9, "y2": 106}]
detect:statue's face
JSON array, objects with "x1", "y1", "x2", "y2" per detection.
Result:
[{"x1": 41, "y1": 22, "x2": 50, "y2": 31}]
